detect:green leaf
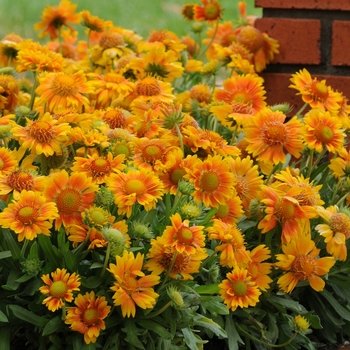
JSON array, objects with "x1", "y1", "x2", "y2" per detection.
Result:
[
  {"x1": 199, "y1": 296, "x2": 229, "y2": 316},
  {"x1": 9, "y1": 305, "x2": 47, "y2": 328},
  {"x1": 43, "y1": 315, "x2": 63, "y2": 336},
  {"x1": 225, "y1": 316, "x2": 243, "y2": 350},
  {"x1": 0, "y1": 310, "x2": 8, "y2": 323},
  {"x1": 138, "y1": 319, "x2": 172, "y2": 340},
  {"x1": 122, "y1": 319, "x2": 144, "y2": 349},
  {"x1": 28, "y1": 241, "x2": 39, "y2": 260},
  {"x1": 195, "y1": 283, "x2": 220, "y2": 295},
  {"x1": 2, "y1": 229, "x2": 21, "y2": 260},
  {"x1": 321, "y1": 289, "x2": 350, "y2": 321},
  {"x1": 181, "y1": 327, "x2": 205, "y2": 350},
  {"x1": 0, "y1": 326, "x2": 10, "y2": 350},
  {"x1": 269, "y1": 296, "x2": 307, "y2": 314},
  {"x1": 194, "y1": 314, "x2": 227, "y2": 338},
  {"x1": 37, "y1": 234, "x2": 62, "y2": 268},
  {"x1": 15, "y1": 274, "x2": 33, "y2": 283},
  {"x1": 303, "y1": 313, "x2": 322, "y2": 330},
  {"x1": 82, "y1": 276, "x2": 102, "y2": 289},
  {"x1": 0, "y1": 251, "x2": 11, "y2": 260},
  {"x1": 2, "y1": 269, "x2": 22, "y2": 291}
]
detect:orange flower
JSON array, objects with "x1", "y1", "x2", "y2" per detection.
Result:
[
  {"x1": 35, "y1": 0, "x2": 81, "y2": 40},
  {"x1": 219, "y1": 266, "x2": 261, "y2": 312},
  {"x1": 226, "y1": 156, "x2": 264, "y2": 211},
  {"x1": 44, "y1": 170, "x2": 98, "y2": 230},
  {"x1": 0, "y1": 147, "x2": 18, "y2": 174},
  {"x1": 258, "y1": 185, "x2": 317, "y2": 243},
  {"x1": 290, "y1": 69, "x2": 342, "y2": 114},
  {"x1": 303, "y1": 108, "x2": 344, "y2": 154},
  {"x1": 212, "y1": 191, "x2": 244, "y2": 224},
  {"x1": 88, "y1": 72, "x2": 135, "y2": 109},
  {"x1": 39, "y1": 268, "x2": 81, "y2": 312},
  {"x1": 81, "y1": 10, "x2": 109, "y2": 33},
  {"x1": 213, "y1": 74, "x2": 266, "y2": 113},
  {"x1": 207, "y1": 219, "x2": 250, "y2": 268},
  {"x1": 106, "y1": 169, "x2": 164, "y2": 218},
  {"x1": 244, "y1": 245, "x2": 273, "y2": 291},
  {"x1": 108, "y1": 250, "x2": 160, "y2": 318},
  {"x1": 194, "y1": 0, "x2": 223, "y2": 23},
  {"x1": 11, "y1": 112, "x2": 71, "y2": 156},
  {"x1": 329, "y1": 148, "x2": 350, "y2": 179},
  {"x1": 184, "y1": 154, "x2": 235, "y2": 208},
  {"x1": 316, "y1": 205, "x2": 350, "y2": 261},
  {"x1": 159, "y1": 213, "x2": 206, "y2": 255},
  {"x1": 0, "y1": 74, "x2": 20, "y2": 112},
  {"x1": 0, "y1": 190, "x2": 58, "y2": 242},
  {"x1": 275, "y1": 234, "x2": 335, "y2": 293},
  {"x1": 65, "y1": 291, "x2": 111, "y2": 344},
  {"x1": 35, "y1": 71, "x2": 93, "y2": 113},
  {"x1": 244, "y1": 108, "x2": 304, "y2": 165},
  {"x1": 72, "y1": 152, "x2": 126, "y2": 184},
  {"x1": 146, "y1": 236, "x2": 208, "y2": 280}
]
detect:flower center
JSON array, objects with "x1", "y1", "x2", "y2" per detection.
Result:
[
  {"x1": 83, "y1": 308, "x2": 99, "y2": 326},
  {"x1": 330, "y1": 213, "x2": 350, "y2": 239},
  {"x1": 56, "y1": 188, "x2": 81, "y2": 213},
  {"x1": 314, "y1": 125, "x2": 334, "y2": 143},
  {"x1": 190, "y1": 85, "x2": 211, "y2": 103},
  {"x1": 103, "y1": 109, "x2": 125, "y2": 129},
  {"x1": 237, "y1": 26, "x2": 264, "y2": 53},
  {"x1": 292, "y1": 255, "x2": 316, "y2": 280},
  {"x1": 29, "y1": 121, "x2": 54, "y2": 143},
  {"x1": 204, "y1": 3, "x2": 221, "y2": 20},
  {"x1": 311, "y1": 81, "x2": 329, "y2": 101},
  {"x1": 142, "y1": 145, "x2": 162, "y2": 162},
  {"x1": 89, "y1": 158, "x2": 111, "y2": 178},
  {"x1": 49, "y1": 280, "x2": 67, "y2": 298},
  {"x1": 216, "y1": 204, "x2": 230, "y2": 218},
  {"x1": 263, "y1": 123, "x2": 287, "y2": 145},
  {"x1": 7, "y1": 170, "x2": 34, "y2": 191},
  {"x1": 230, "y1": 280, "x2": 248, "y2": 297},
  {"x1": 113, "y1": 143, "x2": 130, "y2": 157},
  {"x1": 136, "y1": 77, "x2": 161, "y2": 96},
  {"x1": 160, "y1": 249, "x2": 191, "y2": 275},
  {"x1": 124, "y1": 179, "x2": 146, "y2": 195},
  {"x1": 233, "y1": 92, "x2": 251, "y2": 105},
  {"x1": 234, "y1": 175, "x2": 249, "y2": 199},
  {"x1": 177, "y1": 227, "x2": 194, "y2": 244},
  {"x1": 278, "y1": 199, "x2": 296, "y2": 220},
  {"x1": 123, "y1": 274, "x2": 139, "y2": 294},
  {"x1": 200, "y1": 171, "x2": 219, "y2": 192},
  {"x1": 89, "y1": 208, "x2": 108, "y2": 226},
  {"x1": 16, "y1": 206, "x2": 38, "y2": 225},
  {"x1": 51, "y1": 75, "x2": 78, "y2": 96},
  {"x1": 99, "y1": 32, "x2": 124, "y2": 49},
  {"x1": 247, "y1": 262, "x2": 259, "y2": 279},
  {"x1": 231, "y1": 102, "x2": 254, "y2": 115},
  {"x1": 170, "y1": 168, "x2": 186, "y2": 185}
]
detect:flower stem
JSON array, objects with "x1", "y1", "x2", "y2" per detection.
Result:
[
  {"x1": 101, "y1": 241, "x2": 111, "y2": 277},
  {"x1": 28, "y1": 72, "x2": 38, "y2": 111},
  {"x1": 142, "y1": 301, "x2": 172, "y2": 319},
  {"x1": 197, "y1": 20, "x2": 219, "y2": 60},
  {"x1": 296, "y1": 102, "x2": 308, "y2": 117},
  {"x1": 175, "y1": 123, "x2": 184, "y2": 154},
  {"x1": 20, "y1": 239, "x2": 29, "y2": 259}
]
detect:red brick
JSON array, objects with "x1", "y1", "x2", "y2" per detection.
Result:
[
  {"x1": 260, "y1": 73, "x2": 350, "y2": 114},
  {"x1": 332, "y1": 21, "x2": 350, "y2": 66},
  {"x1": 255, "y1": 0, "x2": 350, "y2": 10},
  {"x1": 255, "y1": 18, "x2": 321, "y2": 65}
]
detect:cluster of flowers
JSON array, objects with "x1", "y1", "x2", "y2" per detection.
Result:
[{"x1": 0, "y1": 0, "x2": 349, "y2": 348}]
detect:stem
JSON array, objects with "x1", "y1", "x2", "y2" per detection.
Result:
[
  {"x1": 142, "y1": 301, "x2": 172, "y2": 319},
  {"x1": 73, "y1": 228, "x2": 92, "y2": 255},
  {"x1": 264, "y1": 162, "x2": 280, "y2": 185},
  {"x1": 335, "y1": 191, "x2": 350, "y2": 207},
  {"x1": 21, "y1": 239, "x2": 29, "y2": 258},
  {"x1": 101, "y1": 241, "x2": 111, "y2": 277},
  {"x1": 197, "y1": 20, "x2": 219, "y2": 59},
  {"x1": 235, "y1": 323, "x2": 298, "y2": 348},
  {"x1": 330, "y1": 179, "x2": 343, "y2": 205},
  {"x1": 61, "y1": 304, "x2": 66, "y2": 321},
  {"x1": 307, "y1": 148, "x2": 326, "y2": 179},
  {"x1": 28, "y1": 71, "x2": 38, "y2": 111},
  {"x1": 296, "y1": 102, "x2": 308, "y2": 117},
  {"x1": 306, "y1": 148, "x2": 314, "y2": 178},
  {"x1": 175, "y1": 123, "x2": 184, "y2": 154}
]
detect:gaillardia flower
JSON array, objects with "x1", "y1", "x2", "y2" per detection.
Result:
[
  {"x1": 39, "y1": 268, "x2": 81, "y2": 312},
  {"x1": 65, "y1": 291, "x2": 111, "y2": 344},
  {"x1": 275, "y1": 234, "x2": 335, "y2": 293},
  {"x1": 108, "y1": 250, "x2": 160, "y2": 318}
]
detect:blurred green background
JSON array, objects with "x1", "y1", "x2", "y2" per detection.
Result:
[{"x1": 0, "y1": 0, "x2": 262, "y2": 41}]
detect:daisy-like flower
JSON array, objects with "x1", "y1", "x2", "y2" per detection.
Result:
[
  {"x1": 212, "y1": 191, "x2": 244, "y2": 224},
  {"x1": 106, "y1": 168, "x2": 164, "y2": 218},
  {"x1": 129, "y1": 45, "x2": 184, "y2": 82},
  {"x1": 329, "y1": 148, "x2": 350, "y2": 179},
  {"x1": 0, "y1": 147, "x2": 18, "y2": 174},
  {"x1": 184, "y1": 154, "x2": 235, "y2": 208},
  {"x1": 102, "y1": 107, "x2": 129, "y2": 129},
  {"x1": 275, "y1": 234, "x2": 335, "y2": 293},
  {"x1": 207, "y1": 219, "x2": 250, "y2": 268},
  {"x1": 35, "y1": 71, "x2": 93, "y2": 113},
  {"x1": 35, "y1": 0, "x2": 81, "y2": 40},
  {"x1": 72, "y1": 152, "x2": 125, "y2": 184},
  {"x1": 44, "y1": 170, "x2": 99, "y2": 231},
  {"x1": 0, "y1": 190, "x2": 58, "y2": 242},
  {"x1": 108, "y1": 250, "x2": 160, "y2": 318},
  {"x1": 226, "y1": 156, "x2": 264, "y2": 211},
  {"x1": 11, "y1": 112, "x2": 71, "y2": 157},
  {"x1": 244, "y1": 245, "x2": 273, "y2": 291},
  {"x1": 88, "y1": 72, "x2": 135, "y2": 109},
  {"x1": 39, "y1": 268, "x2": 81, "y2": 312},
  {"x1": 315, "y1": 205, "x2": 350, "y2": 261},
  {"x1": 213, "y1": 74, "x2": 267, "y2": 113},
  {"x1": 146, "y1": 236, "x2": 208, "y2": 280},
  {"x1": 244, "y1": 108, "x2": 304, "y2": 166},
  {"x1": 80, "y1": 10, "x2": 108, "y2": 33},
  {"x1": 303, "y1": 108, "x2": 345, "y2": 154},
  {"x1": 159, "y1": 213, "x2": 205, "y2": 255},
  {"x1": 0, "y1": 74, "x2": 20, "y2": 112},
  {"x1": 258, "y1": 185, "x2": 317, "y2": 243},
  {"x1": 0, "y1": 33, "x2": 22, "y2": 67},
  {"x1": 219, "y1": 266, "x2": 261, "y2": 312},
  {"x1": 290, "y1": 69, "x2": 342, "y2": 114},
  {"x1": 193, "y1": 0, "x2": 223, "y2": 23},
  {"x1": 65, "y1": 291, "x2": 111, "y2": 344}
]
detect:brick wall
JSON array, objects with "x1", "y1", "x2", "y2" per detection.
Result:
[{"x1": 254, "y1": 0, "x2": 350, "y2": 113}]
